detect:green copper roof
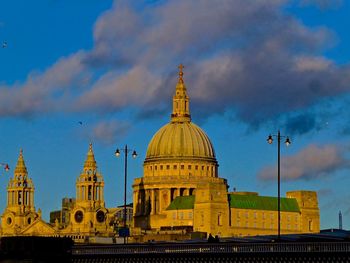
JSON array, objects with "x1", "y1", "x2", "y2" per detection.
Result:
[
  {"x1": 167, "y1": 195, "x2": 195, "y2": 210},
  {"x1": 229, "y1": 194, "x2": 300, "y2": 212}
]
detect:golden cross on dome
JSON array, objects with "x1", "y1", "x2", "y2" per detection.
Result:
[{"x1": 178, "y1": 64, "x2": 184, "y2": 83}]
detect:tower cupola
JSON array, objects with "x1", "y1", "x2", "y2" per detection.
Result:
[
  {"x1": 7, "y1": 149, "x2": 35, "y2": 212},
  {"x1": 76, "y1": 143, "x2": 105, "y2": 208},
  {"x1": 83, "y1": 143, "x2": 97, "y2": 171}
]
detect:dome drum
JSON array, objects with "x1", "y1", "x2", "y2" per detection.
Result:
[{"x1": 143, "y1": 161, "x2": 218, "y2": 178}]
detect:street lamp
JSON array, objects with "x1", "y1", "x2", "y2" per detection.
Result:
[
  {"x1": 115, "y1": 145, "x2": 137, "y2": 244},
  {"x1": 267, "y1": 130, "x2": 291, "y2": 240}
]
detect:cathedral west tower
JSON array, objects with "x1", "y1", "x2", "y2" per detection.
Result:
[
  {"x1": 1, "y1": 149, "x2": 40, "y2": 235},
  {"x1": 64, "y1": 143, "x2": 110, "y2": 236}
]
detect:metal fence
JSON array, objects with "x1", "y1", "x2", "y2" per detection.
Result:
[{"x1": 72, "y1": 241, "x2": 350, "y2": 256}]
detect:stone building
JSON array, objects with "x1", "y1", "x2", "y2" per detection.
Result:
[
  {"x1": 0, "y1": 150, "x2": 56, "y2": 236},
  {"x1": 50, "y1": 197, "x2": 76, "y2": 227},
  {"x1": 0, "y1": 145, "x2": 131, "y2": 242},
  {"x1": 132, "y1": 65, "x2": 320, "y2": 240}
]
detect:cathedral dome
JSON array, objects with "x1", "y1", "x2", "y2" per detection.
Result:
[
  {"x1": 143, "y1": 65, "x2": 218, "y2": 178},
  {"x1": 145, "y1": 121, "x2": 216, "y2": 162}
]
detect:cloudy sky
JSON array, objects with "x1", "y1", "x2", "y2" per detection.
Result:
[{"x1": 0, "y1": 0, "x2": 350, "y2": 229}]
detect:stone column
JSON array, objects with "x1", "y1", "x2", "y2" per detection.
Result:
[
  {"x1": 159, "y1": 189, "x2": 163, "y2": 213},
  {"x1": 151, "y1": 189, "x2": 155, "y2": 215},
  {"x1": 23, "y1": 190, "x2": 26, "y2": 206},
  {"x1": 133, "y1": 191, "x2": 137, "y2": 215},
  {"x1": 31, "y1": 189, "x2": 34, "y2": 207}
]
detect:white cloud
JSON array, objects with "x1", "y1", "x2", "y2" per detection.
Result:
[
  {"x1": 258, "y1": 144, "x2": 350, "y2": 181},
  {"x1": 294, "y1": 56, "x2": 333, "y2": 72},
  {"x1": 76, "y1": 66, "x2": 162, "y2": 112},
  {"x1": 0, "y1": 51, "x2": 89, "y2": 116}
]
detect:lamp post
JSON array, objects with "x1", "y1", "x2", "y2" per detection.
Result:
[
  {"x1": 115, "y1": 145, "x2": 137, "y2": 244},
  {"x1": 267, "y1": 130, "x2": 291, "y2": 240}
]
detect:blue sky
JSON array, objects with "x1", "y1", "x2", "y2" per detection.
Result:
[{"x1": 0, "y1": 0, "x2": 350, "y2": 230}]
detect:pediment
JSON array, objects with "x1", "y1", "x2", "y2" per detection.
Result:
[{"x1": 20, "y1": 218, "x2": 57, "y2": 236}]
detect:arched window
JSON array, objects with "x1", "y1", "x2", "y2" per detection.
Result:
[{"x1": 218, "y1": 213, "x2": 222, "y2": 226}]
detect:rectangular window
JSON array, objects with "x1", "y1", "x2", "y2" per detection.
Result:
[
  {"x1": 195, "y1": 165, "x2": 198, "y2": 170},
  {"x1": 181, "y1": 165, "x2": 184, "y2": 170},
  {"x1": 188, "y1": 212, "x2": 193, "y2": 219},
  {"x1": 174, "y1": 165, "x2": 177, "y2": 169},
  {"x1": 166, "y1": 165, "x2": 170, "y2": 170},
  {"x1": 188, "y1": 165, "x2": 191, "y2": 170},
  {"x1": 179, "y1": 212, "x2": 184, "y2": 219},
  {"x1": 160, "y1": 165, "x2": 163, "y2": 170},
  {"x1": 253, "y1": 212, "x2": 257, "y2": 219},
  {"x1": 262, "y1": 212, "x2": 266, "y2": 219}
]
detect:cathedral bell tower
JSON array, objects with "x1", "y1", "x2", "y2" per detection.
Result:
[
  {"x1": 75, "y1": 143, "x2": 105, "y2": 209},
  {"x1": 1, "y1": 149, "x2": 39, "y2": 235},
  {"x1": 69, "y1": 143, "x2": 108, "y2": 236}
]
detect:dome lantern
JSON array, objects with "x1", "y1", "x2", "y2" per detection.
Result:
[{"x1": 171, "y1": 64, "x2": 191, "y2": 123}]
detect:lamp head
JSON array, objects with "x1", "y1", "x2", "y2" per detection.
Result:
[
  {"x1": 132, "y1": 150, "x2": 137, "y2": 159},
  {"x1": 285, "y1": 137, "x2": 291, "y2": 146},
  {"x1": 267, "y1": 135, "x2": 273, "y2": 144},
  {"x1": 115, "y1": 149, "x2": 120, "y2": 157}
]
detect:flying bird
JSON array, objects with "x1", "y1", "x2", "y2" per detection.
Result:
[
  {"x1": 78, "y1": 121, "x2": 83, "y2": 125},
  {"x1": 2, "y1": 41, "x2": 7, "y2": 48}
]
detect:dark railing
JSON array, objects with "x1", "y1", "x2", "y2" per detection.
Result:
[{"x1": 72, "y1": 241, "x2": 350, "y2": 256}]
